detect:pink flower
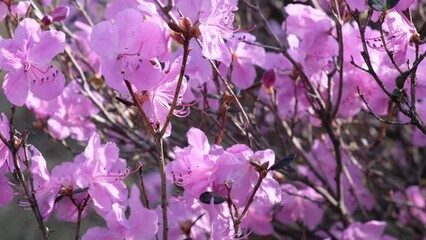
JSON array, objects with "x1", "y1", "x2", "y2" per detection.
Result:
[
  {"x1": 83, "y1": 185, "x2": 158, "y2": 240},
  {"x1": 213, "y1": 145, "x2": 281, "y2": 208},
  {"x1": 240, "y1": 201, "x2": 274, "y2": 236},
  {"x1": 285, "y1": 4, "x2": 337, "y2": 82},
  {"x1": 104, "y1": 0, "x2": 142, "y2": 19},
  {"x1": 276, "y1": 184, "x2": 324, "y2": 230},
  {"x1": 90, "y1": 8, "x2": 167, "y2": 93},
  {"x1": 69, "y1": 21, "x2": 101, "y2": 74},
  {"x1": 73, "y1": 133, "x2": 129, "y2": 217},
  {"x1": 27, "y1": 81, "x2": 99, "y2": 141},
  {"x1": 143, "y1": 171, "x2": 173, "y2": 206},
  {"x1": 31, "y1": 133, "x2": 133, "y2": 221},
  {"x1": 367, "y1": 11, "x2": 418, "y2": 66},
  {"x1": 166, "y1": 127, "x2": 220, "y2": 197},
  {"x1": 341, "y1": 221, "x2": 388, "y2": 240},
  {"x1": 198, "y1": 0, "x2": 238, "y2": 65},
  {"x1": 219, "y1": 33, "x2": 266, "y2": 89},
  {"x1": 0, "y1": 1, "x2": 30, "y2": 21},
  {"x1": 156, "y1": 196, "x2": 211, "y2": 239},
  {"x1": 0, "y1": 113, "x2": 12, "y2": 170},
  {"x1": 0, "y1": 165, "x2": 13, "y2": 207},
  {"x1": 301, "y1": 139, "x2": 375, "y2": 213},
  {"x1": 136, "y1": 58, "x2": 189, "y2": 137},
  {"x1": 394, "y1": 185, "x2": 426, "y2": 224},
  {"x1": 0, "y1": 18, "x2": 66, "y2": 106},
  {"x1": 30, "y1": 148, "x2": 76, "y2": 220}
]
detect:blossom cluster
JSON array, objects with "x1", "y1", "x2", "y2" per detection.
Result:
[{"x1": 0, "y1": 0, "x2": 425, "y2": 239}]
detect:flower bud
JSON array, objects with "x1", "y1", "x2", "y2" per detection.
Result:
[
  {"x1": 179, "y1": 17, "x2": 193, "y2": 31},
  {"x1": 41, "y1": 15, "x2": 53, "y2": 27},
  {"x1": 50, "y1": 5, "x2": 69, "y2": 22},
  {"x1": 189, "y1": 25, "x2": 201, "y2": 38},
  {"x1": 41, "y1": 5, "x2": 69, "y2": 27},
  {"x1": 262, "y1": 69, "x2": 276, "y2": 94},
  {"x1": 170, "y1": 31, "x2": 185, "y2": 45},
  {"x1": 167, "y1": 21, "x2": 183, "y2": 33}
]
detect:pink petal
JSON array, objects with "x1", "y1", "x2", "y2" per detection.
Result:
[
  {"x1": 90, "y1": 21, "x2": 119, "y2": 59},
  {"x1": 2, "y1": 70, "x2": 30, "y2": 106},
  {"x1": 14, "y1": 18, "x2": 41, "y2": 48},
  {"x1": 0, "y1": 173, "x2": 13, "y2": 207},
  {"x1": 231, "y1": 61, "x2": 256, "y2": 89},
  {"x1": 48, "y1": 117, "x2": 70, "y2": 140},
  {"x1": 29, "y1": 30, "x2": 65, "y2": 65},
  {"x1": 30, "y1": 66, "x2": 65, "y2": 101}
]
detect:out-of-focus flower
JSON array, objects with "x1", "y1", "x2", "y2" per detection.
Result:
[
  {"x1": 341, "y1": 221, "x2": 390, "y2": 240},
  {"x1": 276, "y1": 184, "x2": 324, "y2": 230},
  {"x1": 83, "y1": 185, "x2": 158, "y2": 240},
  {"x1": 219, "y1": 33, "x2": 266, "y2": 90},
  {"x1": 27, "y1": 81, "x2": 99, "y2": 141}
]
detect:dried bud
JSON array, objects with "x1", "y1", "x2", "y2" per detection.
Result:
[
  {"x1": 179, "y1": 17, "x2": 193, "y2": 31},
  {"x1": 179, "y1": 219, "x2": 192, "y2": 236},
  {"x1": 33, "y1": 119, "x2": 45, "y2": 130},
  {"x1": 13, "y1": 138, "x2": 21, "y2": 148},
  {"x1": 189, "y1": 25, "x2": 201, "y2": 38},
  {"x1": 410, "y1": 32, "x2": 421, "y2": 43},
  {"x1": 167, "y1": 21, "x2": 183, "y2": 33},
  {"x1": 170, "y1": 31, "x2": 185, "y2": 45}
]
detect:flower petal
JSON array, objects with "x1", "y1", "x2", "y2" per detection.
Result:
[
  {"x1": 2, "y1": 70, "x2": 30, "y2": 106},
  {"x1": 30, "y1": 66, "x2": 65, "y2": 101}
]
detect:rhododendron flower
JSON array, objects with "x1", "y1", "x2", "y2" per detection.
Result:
[
  {"x1": 83, "y1": 185, "x2": 158, "y2": 240},
  {"x1": 341, "y1": 221, "x2": 389, "y2": 240},
  {"x1": 301, "y1": 139, "x2": 375, "y2": 212},
  {"x1": 198, "y1": 0, "x2": 238, "y2": 65},
  {"x1": 276, "y1": 184, "x2": 324, "y2": 230},
  {"x1": 394, "y1": 186, "x2": 426, "y2": 224},
  {"x1": 27, "y1": 81, "x2": 99, "y2": 141},
  {"x1": 0, "y1": 113, "x2": 12, "y2": 170},
  {"x1": 167, "y1": 127, "x2": 281, "y2": 229},
  {"x1": 0, "y1": 18, "x2": 66, "y2": 106},
  {"x1": 240, "y1": 201, "x2": 274, "y2": 236},
  {"x1": 166, "y1": 127, "x2": 220, "y2": 197},
  {"x1": 73, "y1": 133, "x2": 129, "y2": 217},
  {"x1": 30, "y1": 133, "x2": 132, "y2": 221},
  {"x1": 367, "y1": 11, "x2": 418, "y2": 66},
  {"x1": 285, "y1": 4, "x2": 337, "y2": 81},
  {"x1": 0, "y1": 166, "x2": 13, "y2": 207},
  {"x1": 136, "y1": 58, "x2": 189, "y2": 137},
  {"x1": 213, "y1": 144, "x2": 281, "y2": 208},
  {"x1": 0, "y1": 1, "x2": 30, "y2": 21},
  {"x1": 143, "y1": 171, "x2": 173, "y2": 205},
  {"x1": 156, "y1": 196, "x2": 211, "y2": 239},
  {"x1": 220, "y1": 33, "x2": 265, "y2": 89},
  {"x1": 90, "y1": 8, "x2": 167, "y2": 93}
]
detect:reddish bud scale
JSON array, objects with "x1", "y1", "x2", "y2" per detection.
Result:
[{"x1": 179, "y1": 17, "x2": 193, "y2": 32}]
